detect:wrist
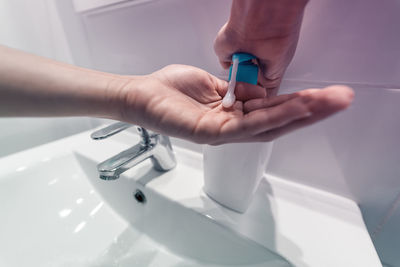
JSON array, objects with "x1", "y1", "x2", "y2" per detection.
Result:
[
  {"x1": 228, "y1": 0, "x2": 308, "y2": 40},
  {"x1": 105, "y1": 74, "x2": 147, "y2": 124},
  {"x1": 100, "y1": 74, "x2": 135, "y2": 121}
]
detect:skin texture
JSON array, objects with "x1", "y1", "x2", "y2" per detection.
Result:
[
  {"x1": 119, "y1": 65, "x2": 354, "y2": 144},
  {"x1": 214, "y1": 0, "x2": 309, "y2": 96},
  {"x1": 0, "y1": 45, "x2": 354, "y2": 145}
]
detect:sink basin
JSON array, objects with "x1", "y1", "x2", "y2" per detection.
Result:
[
  {"x1": 0, "y1": 129, "x2": 288, "y2": 267},
  {"x1": 0, "y1": 126, "x2": 381, "y2": 266}
]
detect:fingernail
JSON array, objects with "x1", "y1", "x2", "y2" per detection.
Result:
[{"x1": 303, "y1": 112, "x2": 312, "y2": 117}]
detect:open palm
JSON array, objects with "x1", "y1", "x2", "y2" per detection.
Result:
[{"x1": 119, "y1": 65, "x2": 353, "y2": 145}]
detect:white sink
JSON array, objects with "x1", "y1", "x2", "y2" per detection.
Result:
[
  {"x1": 0, "y1": 129, "x2": 288, "y2": 267},
  {"x1": 0, "y1": 127, "x2": 381, "y2": 267}
]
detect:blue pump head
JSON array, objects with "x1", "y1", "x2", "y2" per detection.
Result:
[{"x1": 228, "y1": 53, "x2": 258, "y2": 85}]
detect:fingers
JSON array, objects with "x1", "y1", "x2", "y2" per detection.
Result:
[
  {"x1": 217, "y1": 81, "x2": 267, "y2": 101},
  {"x1": 251, "y1": 86, "x2": 354, "y2": 141},
  {"x1": 236, "y1": 82, "x2": 267, "y2": 101},
  {"x1": 244, "y1": 88, "x2": 320, "y2": 113},
  {"x1": 218, "y1": 85, "x2": 354, "y2": 143},
  {"x1": 257, "y1": 72, "x2": 282, "y2": 97},
  {"x1": 219, "y1": 59, "x2": 231, "y2": 69},
  {"x1": 302, "y1": 85, "x2": 355, "y2": 115},
  {"x1": 221, "y1": 95, "x2": 312, "y2": 139},
  {"x1": 244, "y1": 93, "x2": 298, "y2": 113}
]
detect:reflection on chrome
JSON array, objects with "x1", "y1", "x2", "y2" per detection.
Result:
[
  {"x1": 74, "y1": 221, "x2": 87, "y2": 233},
  {"x1": 48, "y1": 178, "x2": 58, "y2": 186},
  {"x1": 58, "y1": 208, "x2": 72, "y2": 218},
  {"x1": 41, "y1": 157, "x2": 51, "y2": 162},
  {"x1": 16, "y1": 166, "x2": 27, "y2": 172},
  {"x1": 90, "y1": 202, "x2": 104, "y2": 217},
  {"x1": 89, "y1": 189, "x2": 95, "y2": 194},
  {"x1": 204, "y1": 214, "x2": 214, "y2": 220},
  {"x1": 76, "y1": 198, "x2": 84, "y2": 205}
]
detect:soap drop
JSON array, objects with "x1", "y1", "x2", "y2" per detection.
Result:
[
  {"x1": 222, "y1": 91, "x2": 235, "y2": 108},
  {"x1": 222, "y1": 58, "x2": 239, "y2": 108}
]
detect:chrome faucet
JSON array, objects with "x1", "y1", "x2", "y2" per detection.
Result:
[{"x1": 91, "y1": 122, "x2": 177, "y2": 180}]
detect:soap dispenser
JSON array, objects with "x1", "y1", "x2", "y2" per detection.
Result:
[{"x1": 203, "y1": 53, "x2": 274, "y2": 213}]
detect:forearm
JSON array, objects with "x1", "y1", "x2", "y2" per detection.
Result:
[
  {"x1": 0, "y1": 45, "x2": 129, "y2": 118},
  {"x1": 228, "y1": 0, "x2": 309, "y2": 39}
]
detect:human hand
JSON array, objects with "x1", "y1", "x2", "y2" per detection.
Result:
[
  {"x1": 0, "y1": 46, "x2": 352, "y2": 144},
  {"x1": 214, "y1": 0, "x2": 308, "y2": 96},
  {"x1": 117, "y1": 65, "x2": 353, "y2": 145}
]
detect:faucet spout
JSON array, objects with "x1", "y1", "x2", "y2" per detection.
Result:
[
  {"x1": 92, "y1": 123, "x2": 177, "y2": 180},
  {"x1": 98, "y1": 142, "x2": 154, "y2": 180}
]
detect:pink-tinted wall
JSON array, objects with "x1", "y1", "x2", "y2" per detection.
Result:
[{"x1": 56, "y1": 0, "x2": 400, "y2": 264}]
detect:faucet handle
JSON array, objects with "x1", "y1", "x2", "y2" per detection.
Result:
[
  {"x1": 92, "y1": 122, "x2": 176, "y2": 180},
  {"x1": 91, "y1": 122, "x2": 131, "y2": 140},
  {"x1": 91, "y1": 122, "x2": 160, "y2": 144}
]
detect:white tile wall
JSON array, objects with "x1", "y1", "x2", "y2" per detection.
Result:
[
  {"x1": 55, "y1": 0, "x2": 400, "y2": 265},
  {"x1": 268, "y1": 82, "x2": 400, "y2": 249},
  {"x1": 278, "y1": 1, "x2": 400, "y2": 263},
  {"x1": 0, "y1": 0, "x2": 100, "y2": 157},
  {"x1": 374, "y1": 200, "x2": 400, "y2": 266},
  {"x1": 0, "y1": 118, "x2": 99, "y2": 158},
  {"x1": 60, "y1": 0, "x2": 230, "y2": 75},
  {"x1": 288, "y1": 0, "x2": 400, "y2": 87}
]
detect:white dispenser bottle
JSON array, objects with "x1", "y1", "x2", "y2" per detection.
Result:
[
  {"x1": 203, "y1": 53, "x2": 273, "y2": 213},
  {"x1": 203, "y1": 142, "x2": 273, "y2": 213}
]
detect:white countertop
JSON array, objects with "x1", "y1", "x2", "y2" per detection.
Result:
[{"x1": 1, "y1": 129, "x2": 382, "y2": 266}]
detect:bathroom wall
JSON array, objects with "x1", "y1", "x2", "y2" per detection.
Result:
[
  {"x1": 269, "y1": 0, "x2": 400, "y2": 265},
  {"x1": 270, "y1": 81, "x2": 400, "y2": 266},
  {"x1": 54, "y1": 0, "x2": 400, "y2": 265},
  {"x1": 0, "y1": 0, "x2": 100, "y2": 158},
  {"x1": 54, "y1": 0, "x2": 230, "y2": 76}
]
